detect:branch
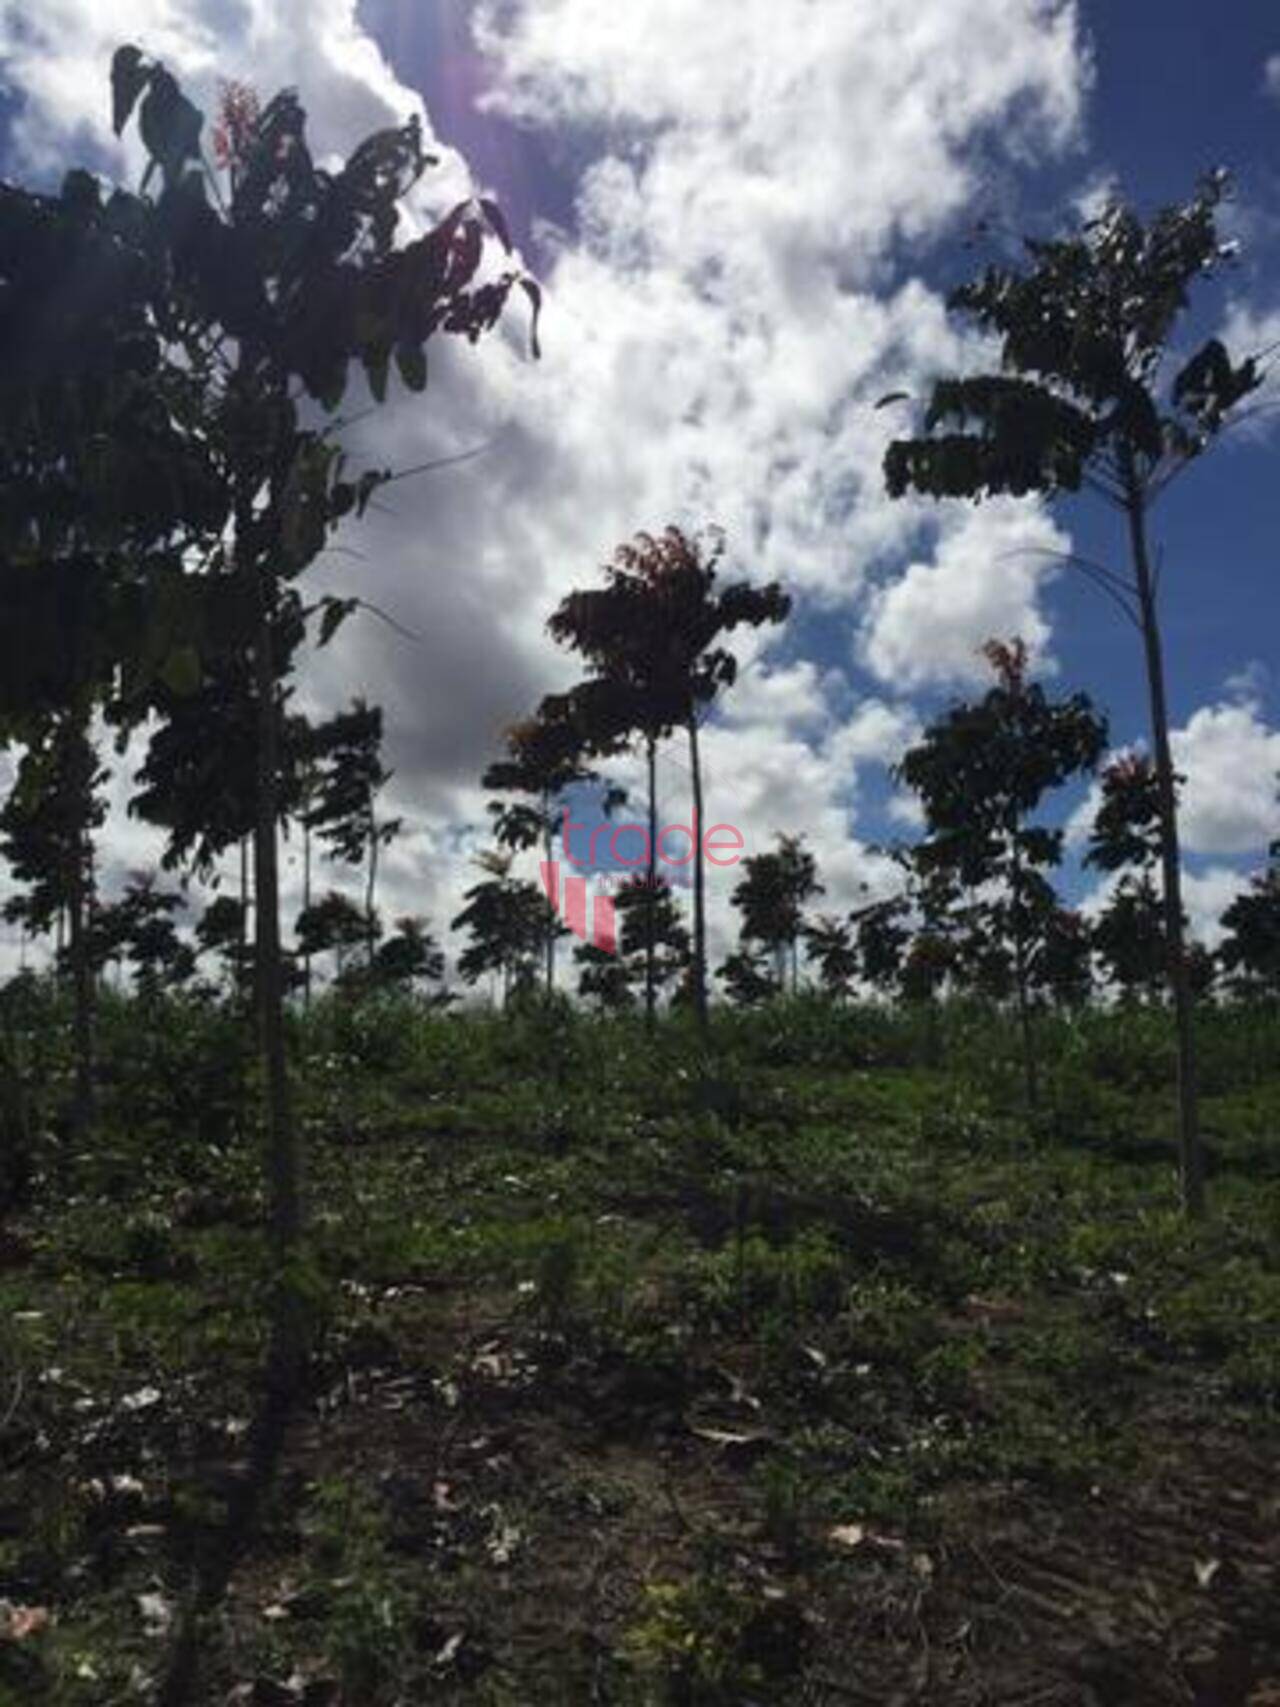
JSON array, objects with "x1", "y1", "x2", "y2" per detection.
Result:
[{"x1": 380, "y1": 442, "x2": 493, "y2": 487}]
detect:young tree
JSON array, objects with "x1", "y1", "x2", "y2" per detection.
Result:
[
  {"x1": 96, "y1": 871, "x2": 195, "y2": 997},
  {"x1": 483, "y1": 704, "x2": 612, "y2": 994},
  {"x1": 452, "y1": 852, "x2": 554, "y2": 1006},
  {"x1": 803, "y1": 914, "x2": 859, "y2": 1002},
  {"x1": 884, "y1": 177, "x2": 1261, "y2": 1213},
  {"x1": 575, "y1": 941, "x2": 637, "y2": 1012},
  {"x1": 614, "y1": 874, "x2": 691, "y2": 1004},
  {"x1": 731, "y1": 833, "x2": 823, "y2": 993},
  {"x1": 298, "y1": 699, "x2": 401, "y2": 973},
  {"x1": 0, "y1": 167, "x2": 227, "y2": 1141},
  {"x1": 1218, "y1": 852, "x2": 1280, "y2": 1000},
  {"x1": 0, "y1": 716, "x2": 109, "y2": 1136},
  {"x1": 295, "y1": 890, "x2": 370, "y2": 988},
  {"x1": 372, "y1": 916, "x2": 446, "y2": 995},
  {"x1": 112, "y1": 50, "x2": 537, "y2": 1337},
  {"x1": 549, "y1": 526, "x2": 789, "y2": 1025},
  {"x1": 896, "y1": 640, "x2": 1106, "y2": 1112},
  {"x1": 718, "y1": 946, "x2": 781, "y2": 1007}
]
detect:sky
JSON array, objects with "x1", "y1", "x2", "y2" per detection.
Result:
[{"x1": 0, "y1": 0, "x2": 1277, "y2": 988}]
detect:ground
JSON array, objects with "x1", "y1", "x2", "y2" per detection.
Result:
[{"x1": 0, "y1": 992, "x2": 1278, "y2": 1703}]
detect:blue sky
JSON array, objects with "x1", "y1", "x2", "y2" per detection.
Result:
[
  {"x1": 0, "y1": 0, "x2": 1276, "y2": 969},
  {"x1": 352, "y1": 0, "x2": 1280, "y2": 906}
]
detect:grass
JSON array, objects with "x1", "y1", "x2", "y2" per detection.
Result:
[{"x1": 0, "y1": 985, "x2": 1277, "y2": 1702}]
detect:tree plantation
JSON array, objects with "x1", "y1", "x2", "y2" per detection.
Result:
[{"x1": 0, "y1": 30, "x2": 1278, "y2": 1707}]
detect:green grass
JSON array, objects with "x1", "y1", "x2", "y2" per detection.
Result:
[{"x1": 0, "y1": 987, "x2": 1277, "y2": 1701}]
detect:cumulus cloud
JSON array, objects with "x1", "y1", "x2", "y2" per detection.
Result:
[
  {"x1": 1067, "y1": 699, "x2": 1280, "y2": 872},
  {"x1": 858, "y1": 500, "x2": 1069, "y2": 688},
  {"x1": 0, "y1": 0, "x2": 1095, "y2": 981}
]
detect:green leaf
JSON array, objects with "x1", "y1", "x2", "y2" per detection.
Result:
[
  {"x1": 317, "y1": 597, "x2": 358, "y2": 648},
  {"x1": 364, "y1": 344, "x2": 390, "y2": 404},
  {"x1": 160, "y1": 645, "x2": 201, "y2": 698},
  {"x1": 111, "y1": 45, "x2": 149, "y2": 138},
  {"x1": 394, "y1": 341, "x2": 427, "y2": 393},
  {"x1": 138, "y1": 68, "x2": 203, "y2": 181}
]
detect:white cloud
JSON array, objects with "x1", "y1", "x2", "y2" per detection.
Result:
[
  {"x1": 1264, "y1": 54, "x2": 1280, "y2": 101},
  {"x1": 0, "y1": 0, "x2": 1095, "y2": 983},
  {"x1": 859, "y1": 499, "x2": 1069, "y2": 687},
  {"x1": 1067, "y1": 699, "x2": 1280, "y2": 864},
  {"x1": 1174, "y1": 700, "x2": 1280, "y2": 857}
]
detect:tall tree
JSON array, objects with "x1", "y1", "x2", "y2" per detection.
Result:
[
  {"x1": 731, "y1": 833, "x2": 823, "y2": 993},
  {"x1": 483, "y1": 704, "x2": 610, "y2": 994},
  {"x1": 113, "y1": 50, "x2": 537, "y2": 1361},
  {"x1": 549, "y1": 526, "x2": 789, "y2": 1025},
  {"x1": 897, "y1": 640, "x2": 1106, "y2": 1111},
  {"x1": 884, "y1": 176, "x2": 1261, "y2": 1213}
]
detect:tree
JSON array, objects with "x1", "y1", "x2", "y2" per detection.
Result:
[
  {"x1": 1092, "y1": 875, "x2": 1168, "y2": 1003},
  {"x1": 718, "y1": 947, "x2": 781, "y2": 1008},
  {"x1": 298, "y1": 699, "x2": 401, "y2": 974},
  {"x1": 111, "y1": 50, "x2": 537, "y2": 1373},
  {"x1": 1086, "y1": 754, "x2": 1174, "y2": 1003},
  {"x1": 0, "y1": 166, "x2": 227, "y2": 1143},
  {"x1": 731, "y1": 834, "x2": 823, "y2": 993},
  {"x1": 575, "y1": 942, "x2": 636, "y2": 1012},
  {"x1": 1033, "y1": 906, "x2": 1094, "y2": 1008},
  {"x1": 372, "y1": 916, "x2": 446, "y2": 995},
  {"x1": 0, "y1": 716, "x2": 109, "y2": 1134},
  {"x1": 896, "y1": 640, "x2": 1106, "y2": 1111},
  {"x1": 884, "y1": 175, "x2": 1262, "y2": 1214},
  {"x1": 853, "y1": 896, "x2": 911, "y2": 1002},
  {"x1": 95, "y1": 872, "x2": 195, "y2": 996},
  {"x1": 452, "y1": 852, "x2": 554, "y2": 1005},
  {"x1": 614, "y1": 874, "x2": 691, "y2": 1003},
  {"x1": 483, "y1": 703, "x2": 612, "y2": 994},
  {"x1": 803, "y1": 914, "x2": 859, "y2": 1002},
  {"x1": 196, "y1": 894, "x2": 251, "y2": 992},
  {"x1": 1219, "y1": 853, "x2": 1280, "y2": 999},
  {"x1": 295, "y1": 890, "x2": 370, "y2": 988},
  {"x1": 549, "y1": 526, "x2": 789, "y2": 1025}
]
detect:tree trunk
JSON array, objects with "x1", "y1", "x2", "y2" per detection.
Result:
[
  {"x1": 1009, "y1": 835, "x2": 1039, "y2": 1116},
  {"x1": 302, "y1": 819, "x2": 312, "y2": 1011},
  {"x1": 66, "y1": 711, "x2": 96, "y2": 1146},
  {"x1": 543, "y1": 801, "x2": 556, "y2": 997},
  {"x1": 239, "y1": 836, "x2": 250, "y2": 1000},
  {"x1": 645, "y1": 734, "x2": 658, "y2": 1028},
  {"x1": 1123, "y1": 473, "x2": 1205, "y2": 1218},
  {"x1": 687, "y1": 713, "x2": 708, "y2": 1028},
  {"x1": 365, "y1": 807, "x2": 378, "y2": 971},
  {"x1": 245, "y1": 500, "x2": 303, "y2": 1386}
]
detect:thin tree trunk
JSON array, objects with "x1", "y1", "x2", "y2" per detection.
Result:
[
  {"x1": 302, "y1": 819, "x2": 312, "y2": 1011},
  {"x1": 365, "y1": 806, "x2": 378, "y2": 971},
  {"x1": 239, "y1": 836, "x2": 250, "y2": 1001},
  {"x1": 543, "y1": 801, "x2": 555, "y2": 997},
  {"x1": 245, "y1": 499, "x2": 302, "y2": 1371},
  {"x1": 645, "y1": 734, "x2": 658, "y2": 1028},
  {"x1": 1009, "y1": 836, "x2": 1039, "y2": 1115},
  {"x1": 687, "y1": 713, "x2": 708, "y2": 1028},
  {"x1": 1123, "y1": 471, "x2": 1205, "y2": 1218},
  {"x1": 66, "y1": 712, "x2": 96, "y2": 1145}
]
